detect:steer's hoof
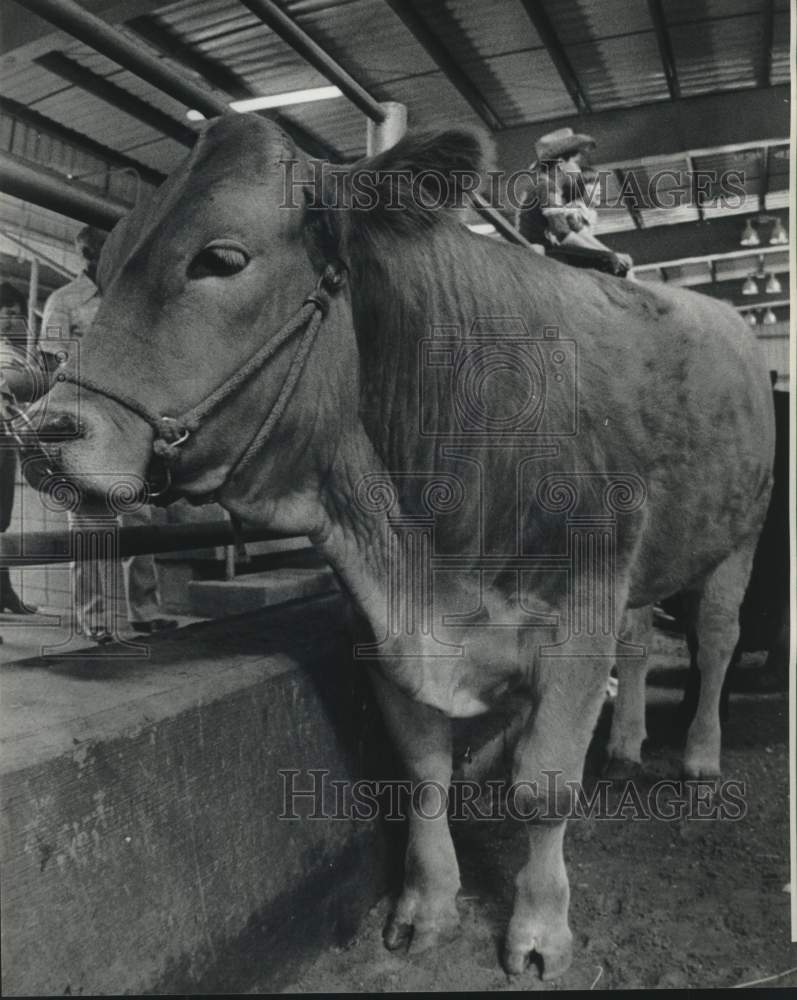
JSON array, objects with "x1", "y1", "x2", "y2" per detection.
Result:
[
  {"x1": 383, "y1": 902, "x2": 460, "y2": 954},
  {"x1": 383, "y1": 918, "x2": 413, "y2": 951},
  {"x1": 503, "y1": 928, "x2": 573, "y2": 981},
  {"x1": 603, "y1": 755, "x2": 642, "y2": 781},
  {"x1": 682, "y1": 750, "x2": 721, "y2": 780},
  {"x1": 408, "y1": 921, "x2": 459, "y2": 955}
]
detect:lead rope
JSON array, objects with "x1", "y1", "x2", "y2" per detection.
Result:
[{"x1": 55, "y1": 260, "x2": 346, "y2": 492}]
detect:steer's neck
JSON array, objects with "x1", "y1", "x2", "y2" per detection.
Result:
[{"x1": 346, "y1": 222, "x2": 541, "y2": 468}]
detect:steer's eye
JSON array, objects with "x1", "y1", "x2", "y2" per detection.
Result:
[{"x1": 189, "y1": 240, "x2": 250, "y2": 279}]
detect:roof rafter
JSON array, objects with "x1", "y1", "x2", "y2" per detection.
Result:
[
  {"x1": 127, "y1": 14, "x2": 345, "y2": 161},
  {"x1": 495, "y1": 86, "x2": 789, "y2": 173},
  {"x1": 238, "y1": 0, "x2": 385, "y2": 122},
  {"x1": 647, "y1": 0, "x2": 681, "y2": 101},
  {"x1": 759, "y1": 144, "x2": 770, "y2": 211},
  {"x1": 684, "y1": 153, "x2": 704, "y2": 223},
  {"x1": 34, "y1": 50, "x2": 196, "y2": 147},
  {"x1": 383, "y1": 0, "x2": 503, "y2": 131},
  {"x1": 518, "y1": 0, "x2": 591, "y2": 114},
  {"x1": 613, "y1": 168, "x2": 645, "y2": 230},
  {"x1": 0, "y1": 94, "x2": 166, "y2": 188}
]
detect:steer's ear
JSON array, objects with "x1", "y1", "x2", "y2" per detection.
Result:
[{"x1": 345, "y1": 129, "x2": 492, "y2": 234}]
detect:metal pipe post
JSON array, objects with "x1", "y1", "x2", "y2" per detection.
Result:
[{"x1": 365, "y1": 101, "x2": 407, "y2": 156}]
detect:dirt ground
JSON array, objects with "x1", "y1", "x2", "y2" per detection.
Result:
[{"x1": 282, "y1": 632, "x2": 795, "y2": 992}]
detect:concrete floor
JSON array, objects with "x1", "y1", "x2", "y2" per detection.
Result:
[{"x1": 0, "y1": 607, "x2": 204, "y2": 664}]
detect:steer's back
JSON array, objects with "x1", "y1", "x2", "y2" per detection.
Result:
[{"x1": 551, "y1": 267, "x2": 775, "y2": 602}]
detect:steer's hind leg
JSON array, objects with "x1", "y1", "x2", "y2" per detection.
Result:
[
  {"x1": 504, "y1": 654, "x2": 609, "y2": 980},
  {"x1": 606, "y1": 605, "x2": 653, "y2": 775},
  {"x1": 369, "y1": 668, "x2": 461, "y2": 954},
  {"x1": 683, "y1": 541, "x2": 757, "y2": 778}
]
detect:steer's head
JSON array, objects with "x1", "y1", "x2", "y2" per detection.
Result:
[{"x1": 33, "y1": 113, "x2": 486, "y2": 535}]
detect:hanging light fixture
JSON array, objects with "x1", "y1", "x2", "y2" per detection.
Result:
[
  {"x1": 740, "y1": 219, "x2": 760, "y2": 246},
  {"x1": 762, "y1": 307, "x2": 777, "y2": 325},
  {"x1": 769, "y1": 219, "x2": 789, "y2": 245},
  {"x1": 746, "y1": 311, "x2": 758, "y2": 326},
  {"x1": 742, "y1": 275, "x2": 758, "y2": 295},
  {"x1": 765, "y1": 273, "x2": 782, "y2": 294}
]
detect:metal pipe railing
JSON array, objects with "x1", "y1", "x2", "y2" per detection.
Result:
[
  {"x1": 238, "y1": 0, "x2": 385, "y2": 123},
  {"x1": 13, "y1": 0, "x2": 229, "y2": 119},
  {"x1": 0, "y1": 521, "x2": 301, "y2": 568},
  {"x1": 0, "y1": 152, "x2": 128, "y2": 230},
  {"x1": 470, "y1": 192, "x2": 534, "y2": 248}
]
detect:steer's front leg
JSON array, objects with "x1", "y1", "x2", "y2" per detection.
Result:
[
  {"x1": 369, "y1": 668, "x2": 461, "y2": 954},
  {"x1": 505, "y1": 654, "x2": 609, "y2": 980}
]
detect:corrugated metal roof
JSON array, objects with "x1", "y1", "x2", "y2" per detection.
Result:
[
  {"x1": 542, "y1": 0, "x2": 655, "y2": 44},
  {"x1": 770, "y1": 9, "x2": 791, "y2": 85},
  {"x1": 663, "y1": 0, "x2": 761, "y2": 23},
  {"x1": 33, "y1": 85, "x2": 166, "y2": 151},
  {"x1": 404, "y1": 0, "x2": 574, "y2": 126},
  {"x1": 417, "y1": 0, "x2": 544, "y2": 59},
  {"x1": 370, "y1": 70, "x2": 481, "y2": 132},
  {"x1": 0, "y1": 0, "x2": 790, "y2": 260},
  {"x1": 120, "y1": 135, "x2": 189, "y2": 173},
  {"x1": 564, "y1": 32, "x2": 671, "y2": 110},
  {"x1": 474, "y1": 50, "x2": 578, "y2": 125},
  {"x1": 273, "y1": 0, "x2": 438, "y2": 87},
  {"x1": 0, "y1": 61, "x2": 71, "y2": 107},
  {"x1": 667, "y1": 13, "x2": 763, "y2": 96}
]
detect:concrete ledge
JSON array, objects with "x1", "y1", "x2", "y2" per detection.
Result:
[
  {"x1": 188, "y1": 567, "x2": 338, "y2": 618},
  {"x1": 0, "y1": 595, "x2": 387, "y2": 996}
]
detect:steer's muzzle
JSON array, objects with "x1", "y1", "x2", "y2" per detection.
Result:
[{"x1": 22, "y1": 381, "x2": 154, "y2": 510}]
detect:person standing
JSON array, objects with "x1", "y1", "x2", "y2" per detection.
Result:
[
  {"x1": 0, "y1": 281, "x2": 40, "y2": 625},
  {"x1": 40, "y1": 227, "x2": 177, "y2": 643}
]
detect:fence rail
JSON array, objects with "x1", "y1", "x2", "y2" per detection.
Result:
[{"x1": 0, "y1": 521, "x2": 301, "y2": 567}]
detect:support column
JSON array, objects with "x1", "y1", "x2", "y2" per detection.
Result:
[
  {"x1": 366, "y1": 101, "x2": 407, "y2": 156},
  {"x1": 26, "y1": 257, "x2": 39, "y2": 352}
]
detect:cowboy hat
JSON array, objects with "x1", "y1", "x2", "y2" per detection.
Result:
[{"x1": 534, "y1": 127, "x2": 596, "y2": 162}]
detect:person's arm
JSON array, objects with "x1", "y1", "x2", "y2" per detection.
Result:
[{"x1": 561, "y1": 229, "x2": 613, "y2": 252}]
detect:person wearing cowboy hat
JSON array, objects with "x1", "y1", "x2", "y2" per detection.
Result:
[{"x1": 515, "y1": 127, "x2": 633, "y2": 276}]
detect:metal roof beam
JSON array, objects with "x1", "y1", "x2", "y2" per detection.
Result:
[
  {"x1": 127, "y1": 15, "x2": 344, "y2": 161},
  {"x1": 237, "y1": 0, "x2": 384, "y2": 123},
  {"x1": 609, "y1": 210, "x2": 789, "y2": 266},
  {"x1": 471, "y1": 192, "x2": 534, "y2": 247},
  {"x1": 383, "y1": 0, "x2": 504, "y2": 131},
  {"x1": 759, "y1": 144, "x2": 770, "y2": 212},
  {"x1": 647, "y1": 0, "x2": 681, "y2": 100},
  {"x1": 495, "y1": 85, "x2": 790, "y2": 174},
  {"x1": 614, "y1": 168, "x2": 645, "y2": 230},
  {"x1": 34, "y1": 51, "x2": 196, "y2": 147},
  {"x1": 518, "y1": 0, "x2": 591, "y2": 114},
  {"x1": 0, "y1": 150, "x2": 128, "y2": 229},
  {"x1": 0, "y1": 230, "x2": 77, "y2": 279},
  {"x1": 0, "y1": 95, "x2": 166, "y2": 187},
  {"x1": 684, "y1": 153, "x2": 704, "y2": 223},
  {"x1": 12, "y1": 0, "x2": 230, "y2": 118},
  {"x1": 127, "y1": 15, "x2": 253, "y2": 103}
]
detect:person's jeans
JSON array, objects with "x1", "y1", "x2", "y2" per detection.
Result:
[{"x1": 68, "y1": 505, "x2": 162, "y2": 630}]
